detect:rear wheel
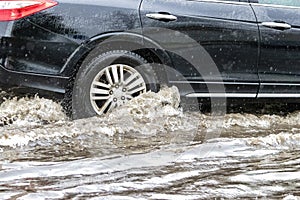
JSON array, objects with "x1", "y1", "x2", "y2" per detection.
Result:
[{"x1": 71, "y1": 50, "x2": 158, "y2": 119}]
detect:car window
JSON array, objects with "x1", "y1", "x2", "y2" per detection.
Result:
[{"x1": 257, "y1": 0, "x2": 300, "y2": 7}]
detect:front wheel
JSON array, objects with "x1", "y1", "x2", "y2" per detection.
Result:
[{"x1": 71, "y1": 50, "x2": 159, "y2": 119}]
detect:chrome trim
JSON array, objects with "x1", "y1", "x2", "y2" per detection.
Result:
[
  {"x1": 191, "y1": 0, "x2": 300, "y2": 9},
  {"x1": 192, "y1": 0, "x2": 250, "y2": 6},
  {"x1": 169, "y1": 81, "x2": 259, "y2": 85},
  {"x1": 186, "y1": 93, "x2": 256, "y2": 98},
  {"x1": 261, "y1": 83, "x2": 300, "y2": 86},
  {"x1": 261, "y1": 22, "x2": 291, "y2": 30},
  {"x1": 146, "y1": 13, "x2": 177, "y2": 21},
  {"x1": 171, "y1": 81, "x2": 300, "y2": 87},
  {"x1": 258, "y1": 94, "x2": 300, "y2": 98},
  {"x1": 187, "y1": 93, "x2": 300, "y2": 98},
  {"x1": 250, "y1": 2, "x2": 300, "y2": 10}
]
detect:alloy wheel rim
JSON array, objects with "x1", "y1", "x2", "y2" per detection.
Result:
[{"x1": 90, "y1": 64, "x2": 147, "y2": 115}]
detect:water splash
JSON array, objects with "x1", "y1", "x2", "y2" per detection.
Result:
[
  {"x1": 1, "y1": 86, "x2": 300, "y2": 151},
  {"x1": 222, "y1": 112, "x2": 300, "y2": 129},
  {"x1": 0, "y1": 95, "x2": 67, "y2": 127},
  {"x1": 0, "y1": 87, "x2": 198, "y2": 147},
  {"x1": 247, "y1": 132, "x2": 300, "y2": 150}
]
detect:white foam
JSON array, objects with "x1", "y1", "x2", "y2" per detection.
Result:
[
  {"x1": 247, "y1": 132, "x2": 300, "y2": 149},
  {"x1": 0, "y1": 87, "x2": 198, "y2": 147}
]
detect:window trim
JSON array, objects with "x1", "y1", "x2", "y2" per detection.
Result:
[
  {"x1": 190, "y1": 0, "x2": 249, "y2": 6},
  {"x1": 249, "y1": 0, "x2": 300, "y2": 9}
]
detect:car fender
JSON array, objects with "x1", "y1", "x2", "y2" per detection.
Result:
[{"x1": 61, "y1": 31, "x2": 173, "y2": 79}]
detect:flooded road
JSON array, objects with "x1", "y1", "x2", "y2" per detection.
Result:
[{"x1": 0, "y1": 87, "x2": 299, "y2": 199}]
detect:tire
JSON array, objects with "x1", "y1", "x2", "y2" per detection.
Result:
[{"x1": 71, "y1": 50, "x2": 159, "y2": 119}]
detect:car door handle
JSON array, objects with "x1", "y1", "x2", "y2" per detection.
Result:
[
  {"x1": 261, "y1": 22, "x2": 291, "y2": 30},
  {"x1": 146, "y1": 13, "x2": 177, "y2": 22}
]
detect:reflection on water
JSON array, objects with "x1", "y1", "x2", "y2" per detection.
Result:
[{"x1": 0, "y1": 87, "x2": 299, "y2": 199}]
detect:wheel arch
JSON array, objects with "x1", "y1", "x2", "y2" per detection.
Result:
[{"x1": 61, "y1": 31, "x2": 172, "y2": 84}]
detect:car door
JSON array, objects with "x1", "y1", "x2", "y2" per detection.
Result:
[
  {"x1": 140, "y1": 0, "x2": 259, "y2": 97},
  {"x1": 250, "y1": 0, "x2": 300, "y2": 97}
]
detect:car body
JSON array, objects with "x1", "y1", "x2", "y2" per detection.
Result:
[{"x1": 0, "y1": 0, "x2": 300, "y2": 118}]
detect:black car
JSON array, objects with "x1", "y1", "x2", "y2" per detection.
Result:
[{"x1": 0, "y1": 0, "x2": 300, "y2": 119}]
